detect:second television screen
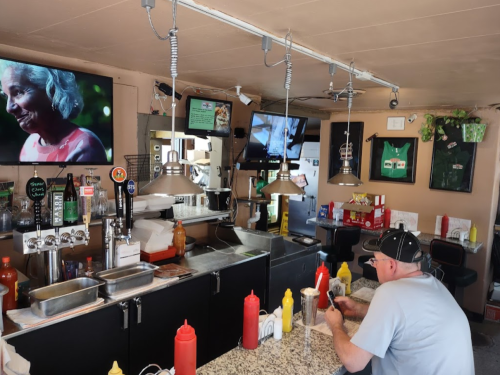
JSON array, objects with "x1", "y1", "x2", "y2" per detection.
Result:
[{"x1": 245, "y1": 111, "x2": 308, "y2": 160}]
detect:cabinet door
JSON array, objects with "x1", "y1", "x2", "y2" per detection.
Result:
[
  {"x1": 128, "y1": 275, "x2": 210, "y2": 375},
  {"x1": 7, "y1": 304, "x2": 129, "y2": 375},
  {"x1": 208, "y1": 256, "x2": 267, "y2": 361}
]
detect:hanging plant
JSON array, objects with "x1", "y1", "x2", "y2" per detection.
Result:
[
  {"x1": 419, "y1": 109, "x2": 482, "y2": 142},
  {"x1": 419, "y1": 114, "x2": 444, "y2": 142}
]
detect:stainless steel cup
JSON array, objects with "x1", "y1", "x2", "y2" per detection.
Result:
[{"x1": 301, "y1": 288, "x2": 320, "y2": 326}]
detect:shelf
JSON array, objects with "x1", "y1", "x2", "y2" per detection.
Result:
[{"x1": 172, "y1": 205, "x2": 230, "y2": 224}]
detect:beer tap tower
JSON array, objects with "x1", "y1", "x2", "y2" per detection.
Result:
[
  {"x1": 102, "y1": 167, "x2": 136, "y2": 270},
  {"x1": 13, "y1": 170, "x2": 91, "y2": 286}
]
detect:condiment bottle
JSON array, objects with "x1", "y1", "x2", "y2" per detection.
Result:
[
  {"x1": 242, "y1": 290, "x2": 259, "y2": 350},
  {"x1": 85, "y1": 256, "x2": 94, "y2": 277},
  {"x1": 328, "y1": 201, "x2": 334, "y2": 220},
  {"x1": 173, "y1": 220, "x2": 186, "y2": 257},
  {"x1": 174, "y1": 319, "x2": 197, "y2": 375},
  {"x1": 63, "y1": 173, "x2": 78, "y2": 225},
  {"x1": 108, "y1": 361, "x2": 124, "y2": 375},
  {"x1": 441, "y1": 214, "x2": 449, "y2": 238},
  {"x1": 470, "y1": 224, "x2": 477, "y2": 242},
  {"x1": 384, "y1": 207, "x2": 391, "y2": 228},
  {"x1": 282, "y1": 289, "x2": 294, "y2": 333},
  {"x1": 337, "y1": 262, "x2": 352, "y2": 295},
  {"x1": 315, "y1": 262, "x2": 330, "y2": 309},
  {"x1": 0, "y1": 256, "x2": 17, "y2": 312}
]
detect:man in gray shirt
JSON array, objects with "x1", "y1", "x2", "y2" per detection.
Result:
[{"x1": 325, "y1": 229, "x2": 474, "y2": 375}]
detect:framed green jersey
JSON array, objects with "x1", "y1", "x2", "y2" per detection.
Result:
[{"x1": 369, "y1": 137, "x2": 418, "y2": 183}]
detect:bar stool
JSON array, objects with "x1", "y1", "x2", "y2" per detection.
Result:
[
  {"x1": 317, "y1": 226, "x2": 361, "y2": 275},
  {"x1": 429, "y1": 239, "x2": 477, "y2": 297}
]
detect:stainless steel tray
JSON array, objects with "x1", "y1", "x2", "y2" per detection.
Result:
[
  {"x1": 29, "y1": 277, "x2": 103, "y2": 318},
  {"x1": 94, "y1": 262, "x2": 159, "y2": 297}
]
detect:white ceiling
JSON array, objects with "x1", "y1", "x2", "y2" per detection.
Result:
[{"x1": 1, "y1": 0, "x2": 500, "y2": 111}]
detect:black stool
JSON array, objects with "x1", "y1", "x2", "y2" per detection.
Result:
[
  {"x1": 358, "y1": 254, "x2": 378, "y2": 282},
  {"x1": 317, "y1": 226, "x2": 361, "y2": 275},
  {"x1": 429, "y1": 239, "x2": 477, "y2": 297}
]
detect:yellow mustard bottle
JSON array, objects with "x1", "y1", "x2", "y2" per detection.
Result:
[
  {"x1": 282, "y1": 288, "x2": 294, "y2": 333},
  {"x1": 109, "y1": 361, "x2": 124, "y2": 375},
  {"x1": 469, "y1": 224, "x2": 477, "y2": 243},
  {"x1": 337, "y1": 262, "x2": 352, "y2": 295}
]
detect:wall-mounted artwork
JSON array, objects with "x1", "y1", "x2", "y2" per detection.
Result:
[
  {"x1": 329, "y1": 122, "x2": 364, "y2": 181},
  {"x1": 369, "y1": 137, "x2": 418, "y2": 183},
  {"x1": 429, "y1": 119, "x2": 476, "y2": 192}
]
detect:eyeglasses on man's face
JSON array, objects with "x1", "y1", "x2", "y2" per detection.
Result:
[{"x1": 369, "y1": 257, "x2": 391, "y2": 267}]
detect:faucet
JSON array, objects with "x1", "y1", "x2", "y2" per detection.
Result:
[
  {"x1": 248, "y1": 176, "x2": 256, "y2": 199},
  {"x1": 247, "y1": 205, "x2": 261, "y2": 228}
]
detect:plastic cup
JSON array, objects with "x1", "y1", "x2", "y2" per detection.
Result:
[{"x1": 301, "y1": 288, "x2": 320, "y2": 326}]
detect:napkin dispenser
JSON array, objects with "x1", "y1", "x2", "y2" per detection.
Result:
[{"x1": 116, "y1": 241, "x2": 140, "y2": 267}]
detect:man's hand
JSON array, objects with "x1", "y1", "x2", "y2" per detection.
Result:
[
  {"x1": 325, "y1": 306, "x2": 343, "y2": 331},
  {"x1": 335, "y1": 296, "x2": 368, "y2": 319}
]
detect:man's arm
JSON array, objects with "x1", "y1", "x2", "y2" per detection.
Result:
[{"x1": 325, "y1": 308, "x2": 373, "y2": 373}]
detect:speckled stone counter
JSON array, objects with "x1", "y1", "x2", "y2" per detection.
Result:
[
  {"x1": 307, "y1": 217, "x2": 482, "y2": 253},
  {"x1": 197, "y1": 278, "x2": 378, "y2": 375}
]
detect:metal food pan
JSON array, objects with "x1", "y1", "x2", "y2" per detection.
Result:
[
  {"x1": 29, "y1": 277, "x2": 103, "y2": 318},
  {"x1": 94, "y1": 262, "x2": 159, "y2": 297}
]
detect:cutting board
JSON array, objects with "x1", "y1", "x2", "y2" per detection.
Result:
[{"x1": 154, "y1": 264, "x2": 197, "y2": 279}]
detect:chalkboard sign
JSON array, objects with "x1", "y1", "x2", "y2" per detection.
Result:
[{"x1": 26, "y1": 177, "x2": 46, "y2": 202}]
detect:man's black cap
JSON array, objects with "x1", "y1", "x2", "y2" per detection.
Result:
[{"x1": 363, "y1": 229, "x2": 424, "y2": 263}]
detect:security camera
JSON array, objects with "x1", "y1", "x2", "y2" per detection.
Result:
[
  {"x1": 408, "y1": 114, "x2": 417, "y2": 123},
  {"x1": 239, "y1": 93, "x2": 253, "y2": 106}
]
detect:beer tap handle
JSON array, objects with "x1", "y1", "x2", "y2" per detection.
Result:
[
  {"x1": 26, "y1": 171, "x2": 46, "y2": 243},
  {"x1": 110, "y1": 167, "x2": 127, "y2": 221},
  {"x1": 123, "y1": 179, "x2": 135, "y2": 234}
]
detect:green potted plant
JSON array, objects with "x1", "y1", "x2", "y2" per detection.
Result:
[
  {"x1": 443, "y1": 109, "x2": 486, "y2": 143},
  {"x1": 419, "y1": 114, "x2": 446, "y2": 142}
]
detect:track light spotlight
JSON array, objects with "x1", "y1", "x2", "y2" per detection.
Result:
[{"x1": 389, "y1": 88, "x2": 399, "y2": 110}]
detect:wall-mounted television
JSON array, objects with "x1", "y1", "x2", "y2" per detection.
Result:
[
  {"x1": 0, "y1": 56, "x2": 113, "y2": 165},
  {"x1": 184, "y1": 95, "x2": 232, "y2": 137},
  {"x1": 244, "y1": 111, "x2": 308, "y2": 161}
]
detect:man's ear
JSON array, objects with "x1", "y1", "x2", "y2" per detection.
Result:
[{"x1": 389, "y1": 259, "x2": 398, "y2": 274}]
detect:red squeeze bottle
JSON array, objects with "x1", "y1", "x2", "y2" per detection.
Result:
[
  {"x1": 174, "y1": 319, "x2": 197, "y2": 375},
  {"x1": 242, "y1": 290, "x2": 260, "y2": 350},
  {"x1": 315, "y1": 262, "x2": 330, "y2": 309},
  {"x1": 384, "y1": 207, "x2": 391, "y2": 228},
  {"x1": 328, "y1": 201, "x2": 334, "y2": 220},
  {"x1": 0, "y1": 257, "x2": 18, "y2": 313},
  {"x1": 441, "y1": 214, "x2": 449, "y2": 239}
]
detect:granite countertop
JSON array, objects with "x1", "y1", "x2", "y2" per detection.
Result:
[
  {"x1": 197, "y1": 278, "x2": 379, "y2": 375},
  {"x1": 307, "y1": 217, "x2": 483, "y2": 254}
]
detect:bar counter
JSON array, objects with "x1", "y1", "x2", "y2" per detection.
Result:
[{"x1": 197, "y1": 278, "x2": 379, "y2": 375}]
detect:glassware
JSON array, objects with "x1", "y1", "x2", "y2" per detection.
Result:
[
  {"x1": 97, "y1": 189, "x2": 108, "y2": 216},
  {"x1": 0, "y1": 202, "x2": 12, "y2": 232},
  {"x1": 41, "y1": 197, "x2": 51, "y2": 225},
  {"x1": 17, "y1": 196, "x2": 34, "y2": 227},
  {"x1": 85, "y1": 168, "x2": 100, "y2": 219}
]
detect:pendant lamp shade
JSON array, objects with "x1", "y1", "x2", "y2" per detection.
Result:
[
  {"x1": 140, "y1": 150, "x2": 203, "y2": 196},
  {"x1": 261, "y1": 162, "x2": 305, "y2": 195},
  {"x1": 327, "y1": 159, "x2": 363, "y2": 186}
]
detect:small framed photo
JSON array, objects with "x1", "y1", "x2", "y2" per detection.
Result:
[
  {"x1": 387, "y1": 117, "x2": 405, "y2": 131},
  {"x1": 369, "y1": 137, "x2": 418, "y2": 183}
]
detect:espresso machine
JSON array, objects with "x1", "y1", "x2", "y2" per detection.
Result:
[{"x1": 13, "y1": 170, "x2": 92, "y2": 286}]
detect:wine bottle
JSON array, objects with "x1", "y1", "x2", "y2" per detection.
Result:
[{"x1": 63, "y1": 173, "x2": 78, "y2": 225}]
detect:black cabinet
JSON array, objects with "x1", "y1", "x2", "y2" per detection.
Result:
[
  {"x1": 208, "y1": 256, "x2": 267, "y2": 360},
  {"x1": 129, "y1": 274, "x2": 210, "y2": 374},
  {"x1": 7, "y1": 303, "x2": 128, "y2": 375}
]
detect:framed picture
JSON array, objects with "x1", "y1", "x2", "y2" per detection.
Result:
[
  {"x1": 429, "y1": 119, "x2": 477, "y2": 192},
  {"x1": 329, "y1": 122, "x2": 364, "y2": 180},
  {"x1": 369, "y1": 137, "x2": 418, "y2": 183}
]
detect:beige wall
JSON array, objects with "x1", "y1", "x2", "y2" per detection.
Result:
[{"x1": 318, "y1": 109, "x2": 500, "y2": 314}]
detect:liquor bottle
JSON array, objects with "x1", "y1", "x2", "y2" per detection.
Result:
[
  {"x1": 0, "y1": 257, "x2": 18, "y2": 312},
  {"x1": 242, "y1": 290, "x2": 259, "y2": 350},
  {"x1": 63, "y1": 173, "x2": 78, "y2": 225}
]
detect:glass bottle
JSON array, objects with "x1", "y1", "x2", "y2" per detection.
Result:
[
  {"x1": 0, "y1": 201, "x2": 12, "y2": 232},
  {"x1": 0, "y1": 256, "x2": 18, "y2": 312},
  {"x1": 63, "y1": 173, "x2": 78, "y2": 225},
  {"x1": 85, "y1": 256, "x2": 94, "y2": 277},
  {"x1": 17, "y1": 196, "x2": 34, "y2": 227},
  {"x1": 173, "y1": 220, "x2": 186, "y2": 257},
  {"x1": 41, "y1": 197, "x2": 51, "y2": 225}
]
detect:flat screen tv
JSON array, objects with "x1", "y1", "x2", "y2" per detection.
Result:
[
  {"x1": 244, "y1": 111, "x2": 308, "y2": 161},
  {"x1": 0, "y1": 56, "x2": 113, "y2": 165},
  {"x1": 184, "y1": 95, "x2": 232, "y2": 137}
]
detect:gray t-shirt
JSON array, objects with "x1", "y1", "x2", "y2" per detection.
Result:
[{"x1": 351, "y1": 274, "x2": 474, "y2": 375}]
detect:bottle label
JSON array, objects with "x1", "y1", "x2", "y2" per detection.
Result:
[
  {"x1": 14, "y1": 280, "x2": 18, "y2": 301},
  {"x1": 64, "y1": 201, "x2": 78, "y2": 221}
]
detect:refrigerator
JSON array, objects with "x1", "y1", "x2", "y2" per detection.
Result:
[{"x1": 288, "y1": 141, "x2": 320, "y2": 237}]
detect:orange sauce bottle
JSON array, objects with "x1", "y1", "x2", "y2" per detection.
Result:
[{"x1": 0, "y1": 256, "x2": 18, "y2": 312}]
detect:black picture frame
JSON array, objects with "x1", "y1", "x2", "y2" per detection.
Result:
[
  {"x1": 429, "y1": 118, "x2": 477, "y2": 192},
  {"x1": 369, "y1": 137, "x2": 418, "y2": 183},
  {"x1": 329, "y1": 122, "x2": 364, "y2": 180}
]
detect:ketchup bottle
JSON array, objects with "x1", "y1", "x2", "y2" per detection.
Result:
[
  {"x1": 441, "y1": 214, "x2": 449, "y2": 238},
  {"x1": 174, "y1": 319, "x2": 197, "y2": 375},
  {"x1": 384, "y1": 207, "x2": 391, "y2": 228},
  {"x1": 242, "y1": 290, "x2": 260, "y2": 350},
  {"x1": 0, "y1": 257, "x2": 17, "y2": 313},
  {"x1": 315, "y1": 262, "x2": 330, "y2": 309}
]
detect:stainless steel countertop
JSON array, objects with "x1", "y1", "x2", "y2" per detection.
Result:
[{"x1": 3, "y1": 243, "x2": 268, "y2": 340}]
